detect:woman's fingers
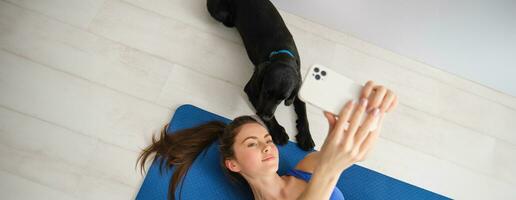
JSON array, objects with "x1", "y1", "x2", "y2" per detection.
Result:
[
  {"x1": 360, "y1": 81, "x2": 375, "y2": 100},
  {"x1": 386, "y1": 95, "x2": 398, "y2": 113},
  {"x1": 354, "y1": 108, "x2": 380, "y2": 148},
  {"x1": 323, "y1": 111, "x2": 337, "y2": 131},
  {"x1": 368, "y1": 86, "x2": 387, "y2": 112},
  {"x1": 344, "y1": 98, "x2": 368, "y2": 143},
  {"x1": 325, "y1": 80, "x2": 396, "y2": 149},
  {"x1": 356, "y1": 113, "x2": 385, "y2": 161},
  {"x1": 360, "y1": 81, "x2": 398, "y2": 114},
  {"x1": 331, "y1": 100, "x2": 355, "y2": 141},
  {"x1": 380, "y1": 90, "x2": 396, "y2": 113}
]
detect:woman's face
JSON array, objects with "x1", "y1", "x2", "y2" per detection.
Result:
[{"x1": 225, "y1": 122, "x2": 279, "y2": 177}]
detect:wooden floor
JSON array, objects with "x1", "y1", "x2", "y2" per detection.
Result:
[{"x1": 1, "y1": 0, "x2": 515, "y2": 199}]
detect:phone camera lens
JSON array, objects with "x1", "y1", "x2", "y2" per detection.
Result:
[
  {"x1": 321, "y1": 71, "x2": 326, "y2": 76},
  {"x1": 314, "y1": 67, "x2": 319, "y2": 72},
  {"x1": 315, "y1": 74, "x2": 321, "y2": 80}
]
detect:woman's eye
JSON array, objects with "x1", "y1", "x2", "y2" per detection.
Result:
[
  {"x1": 266, "y1": 140, "x2": 273, "y2": 144},
  {"x1": 247, "y1": 143, "x2": 256, "y2": 147}
]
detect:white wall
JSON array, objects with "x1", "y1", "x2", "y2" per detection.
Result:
[{"x1": 273, "y1": 0, "x2": 516, "y2": 97}]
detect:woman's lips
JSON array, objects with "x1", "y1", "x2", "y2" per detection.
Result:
[{"x1": 262, "y1": 156, "x2": 275, "y2": 161}]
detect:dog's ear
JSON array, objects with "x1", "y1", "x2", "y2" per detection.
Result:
[
  {"x1": 256, "y1": 61, "x2": 271, "y2": 71},
  {"x1": 284, "y1": 85, "x2": 299, "y2": 106},
  {"x1": 253, "y1": 61, "x2": 271, "y2": 88},
  {"x1": 245, "y1": 61, "x2": 270, "y2": 98}
]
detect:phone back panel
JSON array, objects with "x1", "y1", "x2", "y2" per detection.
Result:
[{"x1": 298, "y1": 64, "x2": 362, "y2": 115}]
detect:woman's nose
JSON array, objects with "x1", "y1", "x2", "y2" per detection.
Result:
[{"x1": 263, "y1": 144, "x2": 271, "y2": 153}]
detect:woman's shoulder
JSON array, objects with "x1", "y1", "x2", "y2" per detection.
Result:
[{"x1": 294, "y1": 151, "x2": 320, "y2": 173}]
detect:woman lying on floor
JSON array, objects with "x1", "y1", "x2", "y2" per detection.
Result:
[{"x1": 138, "y1": 80, "x2": 398, "y2": 200}]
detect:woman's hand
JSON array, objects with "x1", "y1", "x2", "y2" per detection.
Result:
[
  {"x1": 318, "y1": 80, "x2": 398, "y2": 175},
  {"x1": 298, "y1": 81, "x2": 397, "y2": 200}
]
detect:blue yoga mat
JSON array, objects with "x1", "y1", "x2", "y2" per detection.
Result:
[{"x1": 136, "y1": 104, "x2": 450, "y2": 200}]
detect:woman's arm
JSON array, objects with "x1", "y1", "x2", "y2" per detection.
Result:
[
  {"x1": 297, "y1": 81, "x2": 397, "y2": 200},
  {"x1": 294, "y1": 152, "x2": 320, "y2": 173},
  {"x1": 298, "y1": 166, "x2": 341, "y2": 200}
]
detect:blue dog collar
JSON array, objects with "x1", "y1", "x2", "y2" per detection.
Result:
[{"x1": 269, "y1": 49, "x2": 294, "y2": 59}]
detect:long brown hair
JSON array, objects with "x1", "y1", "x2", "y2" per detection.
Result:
[{"x1": 137, "y1": 115, "x2": 261, "y2": 200}]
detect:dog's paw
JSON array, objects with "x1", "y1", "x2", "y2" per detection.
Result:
[
  {"x1": 271, "y1": 125, "x2": 289, "y2": 145},
  {"x1": 296, "y1": 134, "x2": 315, "y2": 151}
]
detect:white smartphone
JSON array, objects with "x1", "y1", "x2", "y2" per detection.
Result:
[{"x1": 298, "y1": 64, "x2": 378, "y2": 131}]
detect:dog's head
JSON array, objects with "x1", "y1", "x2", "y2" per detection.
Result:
[{"x1": 245, "y1": 61, "x2": 300, "y2": 121}]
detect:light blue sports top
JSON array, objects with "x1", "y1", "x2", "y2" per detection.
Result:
[{"x1": 286, "y1": 168, "x2": 345, "y2": 200}]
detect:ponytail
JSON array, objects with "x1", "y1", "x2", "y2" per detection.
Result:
[{"x1": 137, "y1": 121, "x2": 226, "y2": 200}]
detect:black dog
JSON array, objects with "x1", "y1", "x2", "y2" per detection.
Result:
[{"x1": 207, "y1": 0, "x2": 315, "y2": 150}]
